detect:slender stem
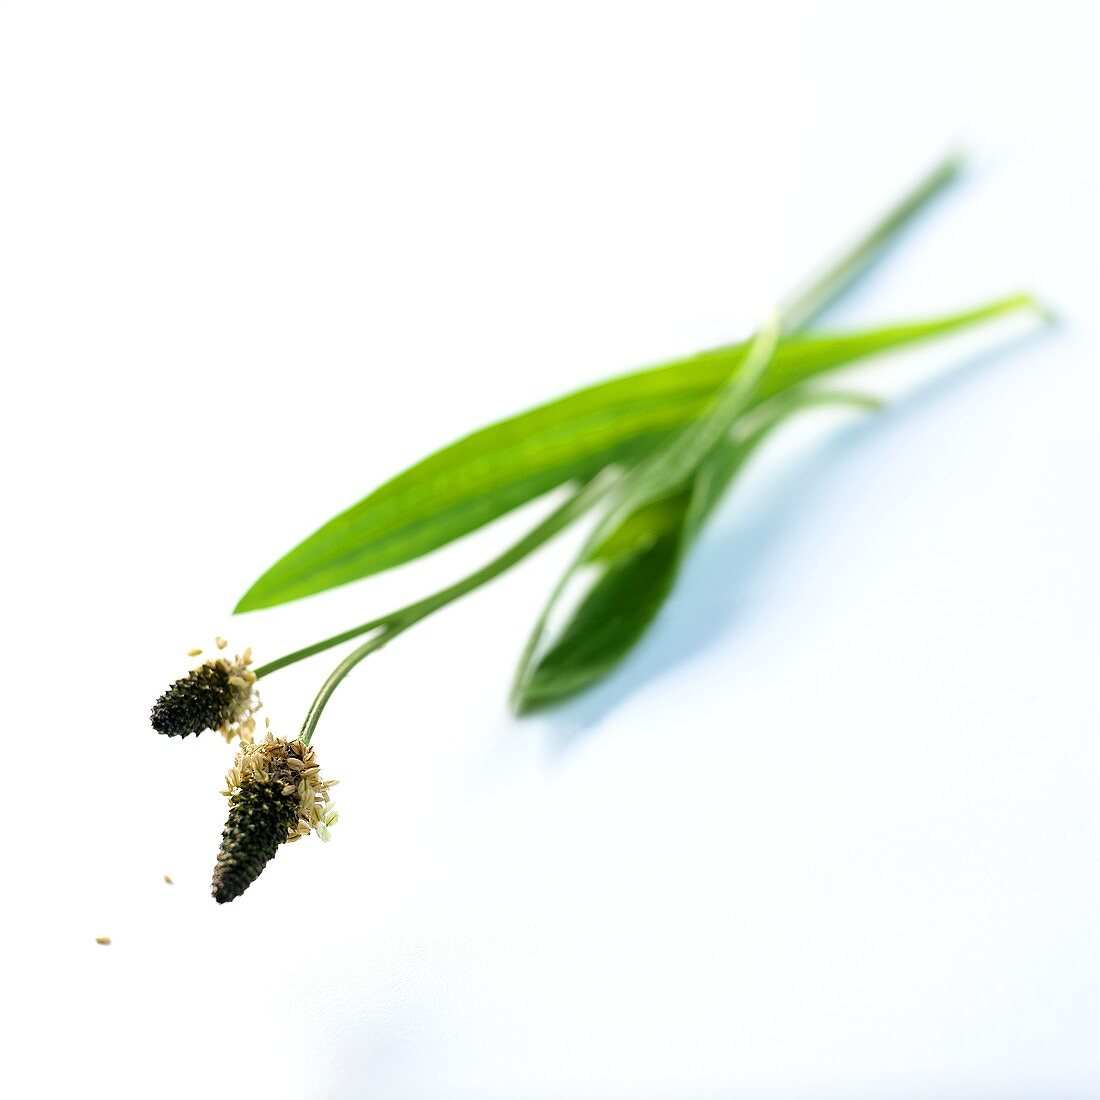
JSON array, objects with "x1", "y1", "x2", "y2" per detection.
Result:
[
  {"x1": 510, "y1": 155, "x2": 968, "y2": 713},
  {"x1": 299, "y1": 629, "x2": 393, "y2": 746},
  {"x1": 255, "y1": 474, "x2": 617, "y2": 681},
  {"x1": 297, "y1": 471, "x2": 619, "y2": 744},
  {"x1": 255, "y1": 619, "x2": 387, "y2": 679},
  {"x1": 780, "y1": 150, "x2": 964, "y2": 333}
]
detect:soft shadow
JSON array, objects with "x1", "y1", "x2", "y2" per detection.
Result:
[{"x1": 535, "y1": 329, "x2": 1047, "y2": 755}]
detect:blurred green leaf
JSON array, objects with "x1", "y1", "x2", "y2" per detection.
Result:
[{"x1": 510, "y1": 379, "x2": 883, "y2": 713}]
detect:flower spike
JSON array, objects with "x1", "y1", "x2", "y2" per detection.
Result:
[
  {"x1": 211, "y1": 734, "x2": 337, "y2": 903},
  {"x1": 150, "y1": 646, "x2": 259, "y2": 742}
]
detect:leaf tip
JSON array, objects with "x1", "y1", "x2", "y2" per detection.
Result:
[
  {"x1": 1030, "y1": 296, "x2": 1060, "y2": 326},
  {"x1": 508, "y1": 685, "x2": 532, "y2": 718},
  {"x1": 233, "y1": 584, "x2": 267, "y2": 615},
  {"x1": 999, "y1": 291, "x2": 1057, "y2": 326},
  {"x1": 509, "y1": 671, "x2": 554, "y2": 717}
]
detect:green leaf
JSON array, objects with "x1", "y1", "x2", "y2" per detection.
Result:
[
  {"x1": 509, "y1": 384, "x2": 882, "y2": 713},
  {"x1": 235, "y1": 294, "x2": 1039, "y2": 612}
]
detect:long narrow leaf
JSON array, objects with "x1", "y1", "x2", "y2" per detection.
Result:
[
  {"x1": 236, "y1": 295, "x2": 1037, "y2": 611},
  {"x1": 510, "y1": 388, "x2": 882, "y2": 711}
]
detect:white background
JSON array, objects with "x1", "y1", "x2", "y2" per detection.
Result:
[{"x1": 2, "y1": 2, "x2": 1098, "y2": 1097}]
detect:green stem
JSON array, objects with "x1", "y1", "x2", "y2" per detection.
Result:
[
  {"x1": 293, "y1": 150, "x2": 965, "y2": 744},
  {"x1": 296, "y1": 472, "x2": 618, "y2": 744},
  {"x1": 254, "y1": 620, "x2": 387, "y2": 679},
  {"x1": 298, "y1": 629, "x2": 392, "y2": 747},
  {"x1": 780, "y1": 150, "x2": 963, "y2": 332},
  {"x1": 257, "y1": 475, "x2": 617, "y2": 681}
]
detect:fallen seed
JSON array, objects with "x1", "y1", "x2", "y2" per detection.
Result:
[{"x1": 95, "y1": 936, "x2": 111, "y2": 946}]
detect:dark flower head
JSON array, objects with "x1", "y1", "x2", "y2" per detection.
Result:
[
  {"x1": 212, "y1": 734, "x2": 337, "y2": 904},
  {"x1": 150, "y1": 647, "x2": 258, "y2": 742}
]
